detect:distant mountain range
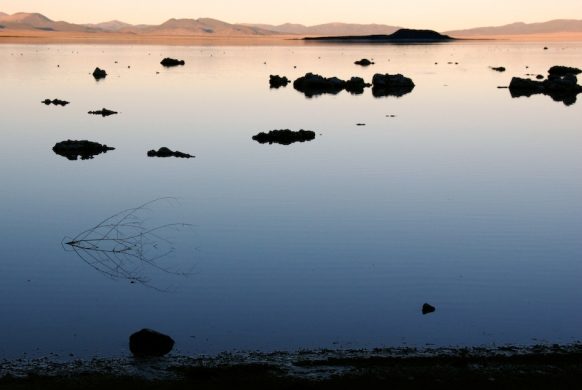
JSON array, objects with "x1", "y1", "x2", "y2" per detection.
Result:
[{"x1": 1, "y1": 12, "x2": 582, "y2": 37}]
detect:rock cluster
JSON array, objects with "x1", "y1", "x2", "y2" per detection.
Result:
[
  {"x1": 355, "y1": 59, "x2": 374, "y2": 66},
  {"x1": 129, "y1": 329, "x2": 175, "y2": 357},
  {"x1": 88, "y1": 108, "x2": 118, "y2": 116},
  {"x1": 509, "y1": 67, "x2": 582, "y2": 105},
  {"x1": 161, "y1": 58, "x2": 185, "y2": 66},
  {"x1": 92, "y1": 67, "x2": 107, "y2": 79},
  {"x1": 42, "y1": 99, "x2": 69, "y2": 106},
  {"x1": 147, "y1": 147, "x2": 194, "y2": 158},
  {"x1": 371, "y1": 73, "x2": 415, "y2": 97},
  {"x1": 548, "y1": 66, "x2": 581, "y2": 76},
  {"x1": 52, "y1": 140, "x2": 115, "y2": 160},
  {"x1": 269, "y1": 75, "x2": 290, "y2": 88},
  {"x1": 293, "y1": 73, "x2": 371, "y2": 97},
  {"x1": 252, "y1": 129, "x2": 316, "y2": 145}
]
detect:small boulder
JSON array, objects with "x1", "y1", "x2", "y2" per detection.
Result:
[
  {"x1": 252, "y1": 129, "x2": 316, "y2": 145},
  {"x1": 161, "y1": 58, "x2": 185, "y2": 67},
  {"x1": 92, "y1": 67, "x2": 107, "y2": 79},
  {"x1": 42, "y1": 99, "x2": 69, "y2": 106},
  {"x1": 269, "y1": 75, "x2": 290, "y2": 88},
  {"x1": 372, "y1": 73, "x2": 415, "y2": 88},
  {"x1": 52, "y1": 140, "x2": 114, "y2": 160},
  {"x1": 490, "y1": 66, "x2": 506, "y2": 72},
  {"x1": 129, "y1": 328, "x2": 175, "y2": 357},
  {"x1": 355, "y1": 59, "x2": 374, "y2": 66},
  {"x1": 147, "y1": 147, "x2": 194, "y2": 158},
  {"x1": 88, "y1": 108, "x2": 118, "y2": 117},
  {"x1": 422, "y1": 303, "x2": 436, "y2": 315}
]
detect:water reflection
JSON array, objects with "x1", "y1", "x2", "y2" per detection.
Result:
[{"x1": 62, "y1": 198, "x2": 195, "y2": 291}]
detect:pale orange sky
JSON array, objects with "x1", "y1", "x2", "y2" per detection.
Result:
[{"x1": 2, "y1": 0, "x2": 582, "y2": 30}]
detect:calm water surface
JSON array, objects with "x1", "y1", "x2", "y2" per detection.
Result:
[{"x1": 0, "y1": 38, "x2": 581, "y2": 359}]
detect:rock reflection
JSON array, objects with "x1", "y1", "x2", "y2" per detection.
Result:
[{"x1": 62, "y1": 198, "x2": 195, "y2": 290}]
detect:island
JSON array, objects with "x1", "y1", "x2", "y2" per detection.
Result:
[{"x1": 303, "y1": 28, "x2": 455, "y2": 42}]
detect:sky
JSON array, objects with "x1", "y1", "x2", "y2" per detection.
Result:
[{"x1": 2, "y1": 0, "x2": 582, "y2": 30}]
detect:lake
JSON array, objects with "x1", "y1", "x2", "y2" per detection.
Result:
[{"x1": 0, "y1": 38, "x2": 581, "y2": 360}]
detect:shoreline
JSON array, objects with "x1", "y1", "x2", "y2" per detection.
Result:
[{"x1": 2, "y1": 342, "x2": 582, "y2": 388}]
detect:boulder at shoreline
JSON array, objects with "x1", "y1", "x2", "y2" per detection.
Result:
[
  {"x1": 371, "y1": 73, "x2": 415, "y2": 97},
  {"x1": 355, "y1": 59, "x2": 374, "y2": 66},
  {"x1": 42, "y1": 99, "x2": 69, "y2": 106},
  {"x1": 293, "y1": 73, "x2": 371, "y2": 97},
  {"x1": 508, "y1": 66, "x2": 582, "y2": 105},
  {"x1": 88, "y1": 108, "x2": 118, "y2": 116},
  {"x1": 129, "y1": 328, "x2": 175, "y2": 357},
  {"x1": 269, "y1": 75, "x2": 290, "y2": 88}
]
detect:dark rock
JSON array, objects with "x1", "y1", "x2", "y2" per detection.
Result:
[
  {"x1": 88, "y1": 108, "x2": 118, "y2": 116},
  {"x1": 491, "y1": 66, "x2": 506, "y2": 72},
  {"x1": 252, "y1": 129, "x2": 316, "y2": 145},
  {"x1": 293, "y1": 73, "x2": 371, "y2": 97},
  {"x1": 42, "y1": 99, "x2": 69, "y2": 106},
  {"x1": 508, "y1": 73, "x2": 582, "y2": 105},
  {"x1": 536, "y1": 74, "x2": 544, "y2": 80},
  {"x1": 422, "y1": 303, "x2": 436, "y2": 315},
  {"x1": 129, "y1": 328, "x2": 174, "y2": 357},
  {"x1": 269, "y1": 75, "x2": 290, "y2": 88},
  {"x1": 92, "y1": 67, "x2": 107, "y2": 79},
  {"x1": 355, "y1": 59, "x2": 374, "y2": 66},
  {"x1": 147, "y1": 147, "x2": 194, "y2": 158},
  {"x1": 161, "y1": 58, "x2": 185, "y2": 67},
  {"x1": 52, "y1": 139, "x2": 115, "y2": 160},
  {"x1": 371, "y1": 73, "x2": 415, "y2": 98},
  {"x1": 548, "y1": 66, "x2": 581, "y2": 76}
]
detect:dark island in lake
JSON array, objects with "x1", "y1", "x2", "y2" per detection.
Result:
[{"x1": 304, "y1": 28, "x2": 455, "y2": 42}]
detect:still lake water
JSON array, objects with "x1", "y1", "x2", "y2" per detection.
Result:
[{"x1": 0, "y1": 38, "x2": 581, "y2": 359}]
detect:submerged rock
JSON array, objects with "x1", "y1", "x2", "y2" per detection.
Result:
[
  {"x1": 129, "y1": 329, "x2": 175, "y2": 357},
  {"x1": 422, "y1": 303, "x2": 436, "y2": 315},
  {"x1": 491, "y1": 66, "x2": 506, "y2": 72},
  {"x1": 252, "y1": 129, "x2": 316, "y2": 145},
  {"x1": 508, "y1": 70, "x2": 582, "y2": 106},
  {"x1": 92, "y1": 67, "x2": 107, "y2": 79},
  {"x1": 147, "y1": 147, "x2": 194, "y2": 158},
  {"x1": 42, "y1": 99, "x2": 69, "y2": 106},
  {"x1": 88, "y1": 108, "x2": 118, "y2": 116},
  {"x1": 52, "y1": 140, "x2": 115, "y2": 160},
  {"x1": 355, "y1": 58, "x2": 374, "y2": 66},
  {"x1": 548, "y1": 65, "x2": 581, "y2": 76},
  {"x1": 371, "y1": 73, "x2": 415, "y2": 97},
  {"x1": 269, "y1": 75, "x2": 290, "y2": 88},
  {"x1": 293, "y1": 73, "x2": 371, "y2": 97},
  {"x1": 161, "y1": 58, "x2": 185, "y2": 67}
]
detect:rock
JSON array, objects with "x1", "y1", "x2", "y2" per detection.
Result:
[
  {"x1": 88, "y1": 108, "x2": 118, "y2": 117},
  {"x1": 293, "y1": 73, "x2": 371, "y2": 97},
  {"x1": 147, "y1": 147, "x2": 194, "y2": 158},
  {"x1": 92, "y1": 67, "x2": 107, "y2": 79},
  {"x1": 42, "y1": 99, "x2": 69, "y2": 106},
  {"x1": 129, "y1": 329, "x2": 174, "y2": 357},
  {"x1": 548, "y1": 66, "x2": 582, "y2": 76},
  {"x1": 355, "y1": 59, "x2": 374, "y2": 66},
  {"x1": 252, "y1": 129, "x2": 316, "y2": 145},
  {"x1": 491, "y1": 66, "x2": 506, "y2": 72},
  {"x1": 509, "y1": 73, "x2": 582, "y2": 105},
  {"x1": 422, "y1": 303, "x2": 436, "y2": 315},
  {"x1": 161, "y1": 58, "x2": 185, "y2": 67},
  {"x1": 536, "y1": 74, "x2": 544, "y2": 80},
  {"x1": 269, "y1": 75, "x2": 290, "y2": 88},
  {"x1": 52, "y1": 140, "x2": 115, "y2": 160},
  {"x1": 371, "y1": 73, "x2": 415, "y2": 97}
]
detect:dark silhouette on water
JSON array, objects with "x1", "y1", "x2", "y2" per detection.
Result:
[
  {"x1": 253, "y1": 129, "x2": 316, "y2": 145},
  {"x1": 304, "y1": 28, "x2": 455, "y2": 42},
  {"x1": 147, "y1": 147, "x2": 195, "y2": 158},
  {"x1": 52, "y1": 139, "x2": 114, "y2": 160},
  {"x1": 508, "y1": 66, "x2": 582, "y2": 106},
  {"x1": 62, "y1": 198, "x2": 195, "y2": 291},
  {"x1": 293, "y1": 73, "x2": 371, "y2": 97}
]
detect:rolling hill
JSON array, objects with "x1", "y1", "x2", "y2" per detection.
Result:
[
  {"x1": 242, "y1": 22, "x2": 401, "y2": 36},
  {"x1": 444, "y1": 19, "x2": 582, "y2": 36}
]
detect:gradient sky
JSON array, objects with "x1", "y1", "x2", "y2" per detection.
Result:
[{"x1": 2, "y1": 0, "x2": 582, "y2": 30}]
